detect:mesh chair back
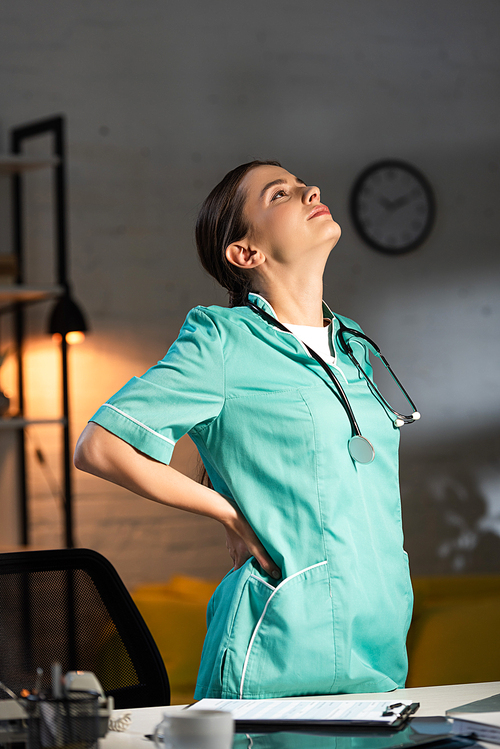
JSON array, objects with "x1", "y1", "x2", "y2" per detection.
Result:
[{"x1": 0, "y1": 548, "x2": 170, "y2": 708}]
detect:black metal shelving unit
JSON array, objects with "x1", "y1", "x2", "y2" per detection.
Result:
[{"x1": 0, "y1": 115, "x2": 75, "y2": 547}]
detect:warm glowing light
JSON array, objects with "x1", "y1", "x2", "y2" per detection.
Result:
[
  {"x1": 52, "y1": 331, "x2": 85, "y2": 345},
  {"x1": 20, "y1": 688, "x2": 30, "y2": 697},
  {"x1": 65, "y1": 330, "x2": 85, "y2": 345}
]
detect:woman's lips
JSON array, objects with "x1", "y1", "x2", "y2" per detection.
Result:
[{"x1": 308, "y1": 205, "x2": 331, "y2": 219}]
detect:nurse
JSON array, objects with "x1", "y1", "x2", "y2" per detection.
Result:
[{"x1": 75, "y1": 160, "x2": 414, "y2": 699}]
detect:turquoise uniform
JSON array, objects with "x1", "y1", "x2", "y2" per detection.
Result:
[{"x1": 90, "y1": 293, "x2": 413, "y2": 699}]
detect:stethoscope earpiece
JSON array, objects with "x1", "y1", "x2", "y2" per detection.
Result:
[{"x1": 395, "y1": 411, "x2": 420, "y2": 428}]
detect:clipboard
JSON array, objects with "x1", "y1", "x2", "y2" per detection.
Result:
[{"x1": 187, "y1": 698, "x2": 420, "y2": 731}]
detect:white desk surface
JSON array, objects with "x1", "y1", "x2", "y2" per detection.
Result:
[{"x1": 103, "y1": 681, "x2": 500, "y2": 749}]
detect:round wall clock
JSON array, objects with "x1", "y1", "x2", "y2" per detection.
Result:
[{"x1": 350, "y1": 160, "x2": 435, "y2": 254}]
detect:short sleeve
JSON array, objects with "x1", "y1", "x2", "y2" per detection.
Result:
[{"x1": 90, "y1": 307, "x2": 225, "y2": 464}]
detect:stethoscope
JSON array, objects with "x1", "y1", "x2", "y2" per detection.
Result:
[{"x1": 247, "y1": 302, "x2": 420, "y2": 464}]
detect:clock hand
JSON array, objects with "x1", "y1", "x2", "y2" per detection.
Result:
[
  {"x1": 390, "y1": 193, "x2": 412, "y2": 211},
  {"x1": 378, "y1": 192, "x2": 416, "y2": 212},
  {"x1": 374, "y1": 191, "x2": 414, "y2": 230},
  {"x1": 378, "y1": 196, "x2": 395, "y2": 211}
]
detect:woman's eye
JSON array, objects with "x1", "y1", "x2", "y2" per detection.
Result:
[{"x1": 271, "y1": 189, "x2": 287, "y2": 201}]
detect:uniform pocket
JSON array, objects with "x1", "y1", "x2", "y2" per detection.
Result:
[{"x1": 223, "y1": 560, "x2": 335, "y2": 698}]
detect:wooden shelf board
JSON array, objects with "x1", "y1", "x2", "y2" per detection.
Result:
[
  {"x1": 0, "y1": 155, "x2": 60, "y2": 175},
  {"x1": 0, "y1": 417, "x2": 66, "y2": 430},
  {"x1": 0, "y1": 285, "x2": 64, "y2": 305}
]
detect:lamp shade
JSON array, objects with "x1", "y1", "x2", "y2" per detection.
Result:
[{"x1": 48, "y1": 293, "x2": 88, "y2": 339}]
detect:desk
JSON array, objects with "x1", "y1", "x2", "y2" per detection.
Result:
[{"x1": 102, "y1": 681, "x2": 500, "y2": 749}]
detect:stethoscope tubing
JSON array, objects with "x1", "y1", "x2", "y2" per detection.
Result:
[
  {"x1": 335, "y1": 321, "x2": 418, "y2": 423},
  {"x1": 297, "y1": 337, "x2": 363, "y2": 437},
  {"x1": 247, "y1": 302, "x2": 362, "y2": 437},
  {"x1": 247, "y1": 300, "x2": 419, "y2": 440}
]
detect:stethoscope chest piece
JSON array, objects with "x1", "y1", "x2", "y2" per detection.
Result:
[{"x1": 348, "y1": 435, "x2": 375, "y2": 464}]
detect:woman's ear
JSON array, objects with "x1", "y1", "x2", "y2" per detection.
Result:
[{"x1": 226, "y1": 241, "x2": 265, "y2": 269}]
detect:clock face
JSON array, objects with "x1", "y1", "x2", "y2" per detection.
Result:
[{"x1": 350, "y1": 160, "x2": 435, "y2": 254}]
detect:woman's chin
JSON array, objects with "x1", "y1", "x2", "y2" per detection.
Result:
[{"x1": 328, "y1": 220, "x2": 342, "y2": 247}]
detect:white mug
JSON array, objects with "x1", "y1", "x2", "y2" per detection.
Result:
[{"x1": 153, "y1": 709, "x2": 234, "y2": 749}]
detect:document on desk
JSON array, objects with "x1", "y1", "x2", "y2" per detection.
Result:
[{"x1": 189, "y1": 698, "x2": 419, "y2": 729}]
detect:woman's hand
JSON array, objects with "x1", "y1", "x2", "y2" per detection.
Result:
[
  {"x1": 222, "y1": 506, "x2": 281, "y2": 580},
  {"x1": 224, "y1": 526, "x2": 252, "y2": 570}
]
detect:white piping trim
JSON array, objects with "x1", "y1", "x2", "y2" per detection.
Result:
[
  {"x1": 101, "y1": 403, "x2": 176, "y2": 446},
  {"x1": 239, "y1": 560, "x2": 328, "y2": 697},
  {"x1": 329, "y1": 317, "x2": 352, "y2": 384},
  {"x1": 322, "y1": 300, "x2": 335, "y2": 320},
  {"x1": 249, "y1": 574, "x2": 275, "y2": 591},
  {"x1": 327, "y1": 325, "x2": 337, "y2": 367}
]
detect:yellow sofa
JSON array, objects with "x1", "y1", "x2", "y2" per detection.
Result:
[
  {"x1": 406, "y1": 575, "x2": 500, "y2": 687},
  {"x1": 132, "y1": 574, "x2": 500, "y2": 703},
  {"x1": 132, "y1": 576, "x2": 218, "y2": 704}
]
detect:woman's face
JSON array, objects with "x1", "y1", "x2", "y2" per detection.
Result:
[{"x1": 238, "y1": 165, "x2": 341, "y2": 266}]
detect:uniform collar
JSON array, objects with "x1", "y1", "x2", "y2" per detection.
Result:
[
  {"x1": 247, "y1": 293, "x2": 344, "y2": 374},
  {"x1": 248, "y1": 292, "x2": 335, "y2": 325},
  {"x1": 247, "y1": 293, "x2": 280, "y2": 319}
]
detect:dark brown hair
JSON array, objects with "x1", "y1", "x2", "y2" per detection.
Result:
[{"x1": 196, "y1": 160, "x2": 281, "y2": 307}]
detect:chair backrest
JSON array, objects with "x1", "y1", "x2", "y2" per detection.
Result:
[{"x1": 0, "y1": 548, "x2": 170, "y2": 708}]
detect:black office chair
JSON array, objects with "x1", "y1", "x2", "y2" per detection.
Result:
[{"x1": 0, "y1": 548, "x2": 170, "y2": 709}]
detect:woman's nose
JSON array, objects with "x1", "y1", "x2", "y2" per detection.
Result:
[{"x1": 303, "y1": 185, "x2": 321, "y2": 204}]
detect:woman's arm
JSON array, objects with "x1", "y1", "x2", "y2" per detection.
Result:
[{"x1": 74, "y1": 422, "x2": 281, "y2": 578}]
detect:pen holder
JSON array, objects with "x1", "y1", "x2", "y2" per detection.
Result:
[{"x1": 26, "y1": 691, "x2": 100, "y2": 749}]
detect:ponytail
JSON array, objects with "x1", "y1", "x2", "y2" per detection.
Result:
[{"x1": 195, "y1": 160, "x2": 281, "y2": 307}]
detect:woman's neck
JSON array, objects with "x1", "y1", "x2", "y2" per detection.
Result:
[{"x1": 254, "y1": 272, "x2": 325, "y2": 327}]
